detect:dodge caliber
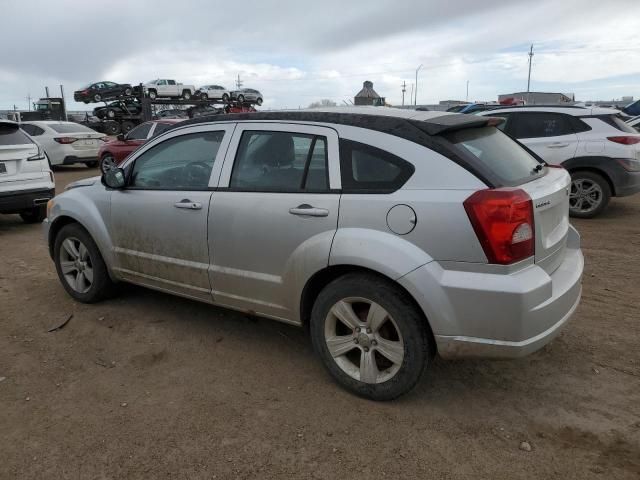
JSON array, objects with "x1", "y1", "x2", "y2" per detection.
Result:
[{"x1": 44, "y1": 108, "x2": 584, "y2": 400}]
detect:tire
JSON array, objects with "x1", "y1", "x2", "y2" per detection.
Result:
[
  {"x1": 20, "y1": 206, "x2": 46, "y2": 224},
  {"x1": 120, "y1": 121, "x2": 135, "y2": 134},
  {"x1": 182, "y1": 90, "x2": 192, "y2": 100},
  {"x1": 124, "y1": 87, "x2": 132, "y2": 96},
  {"x1": 310, "y1": 273, "x2": 430, "y2": 401},
  {"x1": 104, "y1": 121, "x2": 120, "y2": 135},
  {"x1": 237, "y1": 94, "x2": 245, "y2": 103},
  {"x1": 53, "y1": 223, "x2": 116, "y2": 303},
  {"x1": 256, "y1": 97, "x2": 263, "y2": 106},
  {"x1": 100, "y1": 154, "x2": 116, "y2": 174},
  {"x1": 200, "y1": 93, "x2": 208, "y2": 101},
  {"x1": 94, "y1": 93, "x2": 102, "y2": 102},
  {"x1": 148, "y1": 89, "x2": 157, "y2": 100},
  {"x1": 222, "y1": 93, "x2": 229, "y2": 103},
  {"x1": 569, "y1": 171, "x2": 611, "y2": 218},
  {"x1": 106, "y1": 109, "x2": 116, "y2": 119},
  {"x1": 86, "y1": 160, "x2": 98, "y2": 168},
  {"x1": 96, "y1": 110, "x2": 105, "y2": 120}
]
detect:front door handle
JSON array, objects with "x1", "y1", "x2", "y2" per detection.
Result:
[
  {"x1": 289, "y1": 204, "x2": 329, "y2": 217},
  {"x1": 547, "y1": 142, "x2": 570, "y2": 148},
  {"x1": 174, "y1": 199, "x2": 202, "y2": 210}
]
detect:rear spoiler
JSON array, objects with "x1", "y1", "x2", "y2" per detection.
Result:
[{"x1": 410, "y1": 114, "x2": 505, "y2": 135}]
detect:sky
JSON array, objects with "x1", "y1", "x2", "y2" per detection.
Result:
[{"x1": 2, "y1": 0, "x2": 640, "y2": 111}]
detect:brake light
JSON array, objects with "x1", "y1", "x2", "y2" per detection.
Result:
[
  {"x1": 464, "y1": 188, "x2": 535, "y2": 265},
  {"x1": 54, "y1": 137, "x2": 78, "y2": 144},
  {"x1": 607, "y1": 136, "x2": 640, "y2": 145}
]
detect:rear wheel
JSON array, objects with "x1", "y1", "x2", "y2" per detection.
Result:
[
  {"x1": 93, "y1": 93, "x2": 102, "y2": 102},
  {"x1": 53, "y1": 223, "x2": 116, "y2": 303},
  {"x1": 20, "y1": 206, "x2": 46, "y2": 224},
  {"x1": 106, "y1": 108, "x2": 116, "y2": 119},
  {"x1": 182, "y1": 90, "x2": 192, "y2": 100},
  {"x1": 120, "y1": 121, "x2": 135, "y2": 134},
  {"x1": 310, "y1": 273, "x2": 430, "y2": 400},
  {"x1": 100, "y1": 154, "x2": 116, "y2": 174},
  {"x1": 222, "y1": 93, "x2": 229, "y2": 103},
  {"x1": 148, "y1": 89, "x2": 157, "y2": 100},
  {"x1": 569, "y1": 171, "x2": 611, "y2": 218},
  {"x1": 104, "y1": 121, "x2": 120, "y2": 135},
  {"x1": 256, "y1": 97, "x2": 263, "y2": 106},
  {"x1": 200, "y1": 92, "x2": 208, "y2": 101},
  {"x1": 237, "y1": 94, "x2": 245, "y2": 103},
  {"x1": 124, "y1": 87, "x2": 132, "y2": 96}
]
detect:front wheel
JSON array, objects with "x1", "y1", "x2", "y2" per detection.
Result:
[
  {"x1": 148, "y1": 90, "x2": 157, "y2": 100},
  {"x1": 310, "y1": 273, "x2": 430, "y2": 401},
  {"x1": 124, "y1": 87, "x2": 132, "y2": 96},
  {"x1": 200, "y1": 93, "x2": 208, "y2": 100},
  {"x1": 53, "y1": 223, "x2": 116, "y2": 303},
  {"x1": 569, "y1": 171, "x2": 611, "y2": 218},
  {"x1": 100, "y1": 154, "x2": 116, "y2": 173},
  {"x1": 93, "y1": 93, "x2": 102, "y2": 102},
  {"x1": 20, "y1": 206, "x2": 46, "y2": 224},
  {"x1": 222, "y1": 93, "x2": 229, "y2": 103},
  {"x1": 182, "y1": 90, "x2": 192, "y2": 100},
  {"x1": 256, "y1": 97, "x2": 263, "y2": 106},
  {"x1": 237, "y1": 94, "x2": 245, "y2": 103}
]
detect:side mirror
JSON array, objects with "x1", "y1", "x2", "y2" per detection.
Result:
[
  {"x1": 117, "y1": 133, "x2": 126, "y2": 141},
  {"x1": 102, "y1": 167, "x2": 126, "y2": 189}
]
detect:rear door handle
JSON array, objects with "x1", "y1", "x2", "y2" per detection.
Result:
[
  {"x1": 547, "y1": 142, "x2": 570, "y2": 148},
  {"x1": 174, "y1": 199, "x2": 202, "y2": 210},
  {"x1": 289, "y1": 204, "x2": 329, "y2": 217}
]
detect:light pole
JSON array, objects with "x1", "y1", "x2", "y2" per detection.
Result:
[
  {"x1": 466, "y1": 80, "x2": 469, "y2": 102},
  {"x1": 414, "y1": 64, "x2": 423, "y2": 106}
]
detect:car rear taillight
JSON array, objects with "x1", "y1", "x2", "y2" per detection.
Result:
[
  {"x1": 464, "y1": 188, "x2": 535, "y2": 265},
  {"x1": 607, "y1": 136, "x2": 640, "y2": 145},
  {"x1": 54, "y1": 137, "x2": 78, "y2": 144}
]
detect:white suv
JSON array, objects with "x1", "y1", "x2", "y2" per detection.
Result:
[
  {"x1": 479, "y1": 106, "x2": 640, "y2": 217},
  {"x1": 0, "y1": 120, "x2": 55, "y2": 223}
]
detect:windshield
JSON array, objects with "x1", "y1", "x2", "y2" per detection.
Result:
[
  {"x1": 49, "y1": 123, "x2": 95, "y2": 134},
  {"x1": 445, "y1": 127, "x2": 544, "y2": 186}
]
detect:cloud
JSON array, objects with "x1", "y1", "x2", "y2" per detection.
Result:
[{"x1": 1, "y1": 0, "x2": 639, "y2": 110}]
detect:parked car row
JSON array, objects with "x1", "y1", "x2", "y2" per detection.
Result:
[{"x1": 44, "y1": 107, "x2": 585, "y2": 400}]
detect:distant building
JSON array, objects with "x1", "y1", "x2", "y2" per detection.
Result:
[
  {"x1": 354, "y1": 81, "x2": 385, "y2": 106},
  {"x1": 498, "y1": 92, "x2": 574, "y2": 105}
]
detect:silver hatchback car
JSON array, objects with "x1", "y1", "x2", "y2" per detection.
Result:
[{"x1": 44, "y1": 108, "x2": 583, "y2": 400}]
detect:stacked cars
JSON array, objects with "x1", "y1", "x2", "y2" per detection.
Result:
[{"x1": 73, "y1": 82, "x2": 133, "y2": 103}]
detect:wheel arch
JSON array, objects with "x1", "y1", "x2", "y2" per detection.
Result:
[
  {"x1": 561, "y1": 158, "x2": 616, "y2": 196},
  {"x1": 299, "y1": 264, "x2": 437, "y2": 354}
]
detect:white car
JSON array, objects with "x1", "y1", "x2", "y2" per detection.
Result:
[
  {"x1": 0, "y1": 120, "x2": 55, "y2": 223},
  {"x1": 627, "y1": 115, "x2": 640, "y2": 132},
  {"x1": 196, "y1": 85, "x2": 230, "y2": 102},
  {"x1": 20, "y1": 121, "x2": 105, "y2": 168},
  {"x1": 143, "y1": 79, "x2": 196, "y2": 100},
  {"x1": 479, "y1": 106, "x2": 640, "y2": 218}
]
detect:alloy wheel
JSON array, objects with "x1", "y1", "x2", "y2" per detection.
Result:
[
  {"x1": 570, "y1": 178, "x2": 603, "y2": 215},
  {"x1": 324, "y1": 297, "x2": 404, "y2": 384},
  {"x1": 59, "y1": 237, "x2": 93, "y2": 294},
  {"x1": 101, "y1": 155, "x2": 115, "y2": 174}
]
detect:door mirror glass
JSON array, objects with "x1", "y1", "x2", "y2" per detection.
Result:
[{"x1": 102, "y1": 168, "x2": 126, "y2": 189}]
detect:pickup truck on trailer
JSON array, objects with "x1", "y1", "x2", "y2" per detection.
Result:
[{"x1": 143, "y1": 79, "x2": 196, "y2": 100}]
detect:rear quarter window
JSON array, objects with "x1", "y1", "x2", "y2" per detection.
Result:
[
  {"x1": 444, "y1": 127, "x2": 544, "y2": 186},
  {"x1": 0, "y1": 124, "x2": 33, "y2": 145},
  {"x1": 592, "y1": 115, "x2": 638, "y2": 133}
]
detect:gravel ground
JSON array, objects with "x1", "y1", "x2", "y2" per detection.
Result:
[{"x1": 1, "y1": 166, "x2": 639, "y2": 479}]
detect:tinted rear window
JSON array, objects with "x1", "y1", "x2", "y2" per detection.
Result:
[
  {"x1": 0, "y1": 124, "x2": 33, "y2": 145},
  {"x1": 445, "y1": 127, "x2": 543, "y2": 186},
  {"x1": 49, "y1": 123, "x2": 95, "y2": 134},
  {"x1": 593, "y1": 115, "x2": 638, "y2": 133}
]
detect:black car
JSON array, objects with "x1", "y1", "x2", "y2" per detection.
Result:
[
  {"x1": 93, "y1": 99, "x2": 142, "y2": 120},
  {"x1": 73, "y1": 81, "x2": 133, "y2": 104}
]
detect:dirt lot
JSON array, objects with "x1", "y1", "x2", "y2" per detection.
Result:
[{"x1": 1, "y1": 166, "x2": 639, "y2": 479}]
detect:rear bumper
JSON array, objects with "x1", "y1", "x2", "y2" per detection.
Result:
[
  {"x1": 399, "y1": 225, "x2": 584, "y2": 359},
  {"x1": 613, "y1": 168, "x2": 640, "y2": 197},
  {"x1": 62, "y1": 155, "x2": 98, "y2": 165},
  {"x1": 0, "y1": 187, "x2": 55, "y2": 214}
]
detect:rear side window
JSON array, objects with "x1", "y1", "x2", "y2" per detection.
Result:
[
  {"x1": 49, "y1": 123, "x2": 94, "y2": 134},
  {"x1": 340, "y1": 140, "x2": 414, "y2": 193},
  {"x1": 128, "y1": 123, "x2": 152, "y2": 140},
  {"x1": 0, "y1": 124, "x2": 33, "y2": 145},
  {"x1": 230, "y1": 131, "x2": 328, "y2": 192},
  {"x1": 445, "y1": 127, "x2": 543, "y2": 186},
  {"x1": 511, "y1": 113, "x2": 574, "y2": 138},
  {"x1": 593, "y1": 115, "x2": 638, "y2": 133},
  {"x1": 568, "y1": 116, "x2": 592, "y2": 133},
  {"x1": 21, "y1": 124, "x2": 45, "y2": 136}
]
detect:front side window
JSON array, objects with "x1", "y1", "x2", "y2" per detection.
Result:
[
  {"x1": 230, "y1": 130, "x2": 328, "y2": 192},
  {"x1": 152, "y1": 123, "x2": 173, "y2": 137},
  {"x1": 168, "y1": 80, "x2": 176, "y2": 85},
  {"x1": 339, "y1": 140, "x2": 414, "y2": 193},
  {"x1": 130, "y1": 131, "x2": 224, "y2": 190},
  {"x1": 511, "y1": 112, "x2": 574, "y2": 138},
  {"x1": 127, "y1": 123, "x2": 152, "y2": 140}
]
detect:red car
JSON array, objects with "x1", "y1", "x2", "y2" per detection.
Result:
[{"x1": 98, "y1": 119, "x2": 184, "y2": 173}]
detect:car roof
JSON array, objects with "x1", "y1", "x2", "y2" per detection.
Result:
[
  {"x1": 148, "y1": 119, "x2": 184, "y2": 125},
  {"x1": 478, "y1": 106, "x2": 621, "y2": 117},
  {"x1": 21, "y1": 120, "x2": 81, "y2": 125},
  {"x1": 177, "y1": 106, "x2": 497, "y2": 136}
]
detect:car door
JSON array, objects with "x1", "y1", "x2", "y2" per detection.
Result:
[
  {"x1": 209, "y1": 122, "x2": 340, "y2": 322},
  {"x1": 110, "y1": 124, "x2": 235, "y2": 302},
  {"x1": 510, "y1": 112, "x2": 578, "y2": 165}
]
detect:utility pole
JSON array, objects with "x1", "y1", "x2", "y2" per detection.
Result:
[
  {"x1": 466, "y1": 80, "x2": 469, "y2": 102},
  {"x1": 401, "y1": 81, "x2": 407, "y2": 106},
  {"x1": 236, "y1": 74, "x2": 243, "y2": 89},
  {"x1": 414, "y1": 64, "x2": 423, "y2": 106},
  {"x1": 527, "y1": 44, "x2": 534, "y2": 93},
  {"x1": 26, "y1": 93, "x2": 32, "y2": 111},
  {"x1": 409, "y1": 83, "x2": 414, "y2": 106}
]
